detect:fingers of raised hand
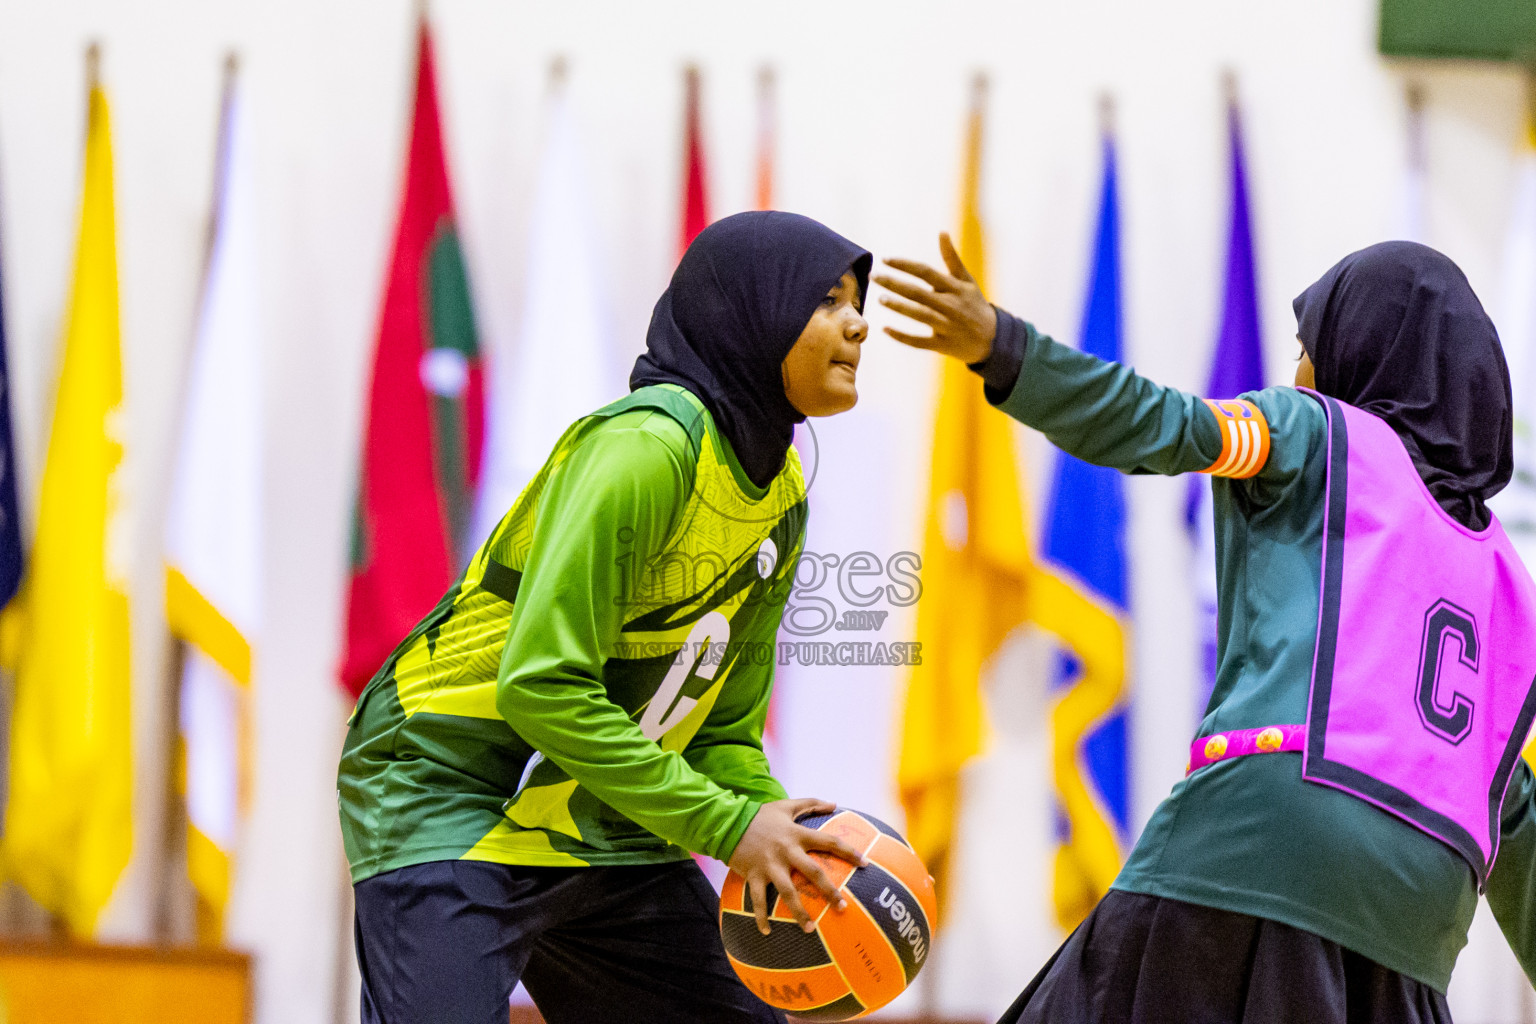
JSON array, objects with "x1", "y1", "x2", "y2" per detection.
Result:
[
  {"x1": 879, "y1": 294, "x2": 947, "y2": 329},
  {"x1": 872, "y1": 272, "x2": 941, "y2": 307},
  {"x1": 882, "y1": 258, "x2": 957, "y2": 292},
  {"x1": 938, "y1": 232, "x2": 975, "y2": 284},
  {"x1": 883, "y1": 326, "x2": 940, "y2": 349}
]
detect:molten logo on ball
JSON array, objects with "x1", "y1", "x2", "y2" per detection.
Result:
[
  {"x1": 719, "y1": 808, "x2": 938, "y2": 1021},
  {"x1": 876, "y1": 886, "x2": 928, "y2": 964}
]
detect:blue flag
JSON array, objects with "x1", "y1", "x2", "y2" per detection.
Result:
[
  {"x1": 1045, "y1": 132, "x2": 1131, "y2": 928},
  {"x1": 1187, "y1": 98, "x2": 1265, "y2": 715},
  {"x1": 0, "y1": 226, "x2": 22, "y2": 607}
]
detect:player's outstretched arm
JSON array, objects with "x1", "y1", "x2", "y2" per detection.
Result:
[
  {"x1": 877, "y1": 232, "x2": 1259, "y2": 479},
  {"x1": 727, "y1": 797, "x2": 870, "y2": 937}
]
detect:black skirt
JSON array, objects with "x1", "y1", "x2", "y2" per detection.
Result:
[{"x1": 997, "y1": 890, "x2": 1451, "y2": 1024}]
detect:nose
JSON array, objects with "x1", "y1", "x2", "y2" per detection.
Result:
[{"x1": 845, "y1": 310, "x2": 869, "y2": 343}]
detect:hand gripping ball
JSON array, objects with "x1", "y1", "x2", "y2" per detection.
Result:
[{"x1": 719, "y1": 808, "x2": 938, "y2": 1021}]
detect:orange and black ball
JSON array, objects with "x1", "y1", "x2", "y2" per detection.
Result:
[{"x1": 720, "y1": 808, "x2": 938, "y2": 1021}]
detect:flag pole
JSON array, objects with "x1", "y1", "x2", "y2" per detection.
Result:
[
  {"x1": 202, "y1": 53, "x2": 241, "y2": 299},
  {"x1": 1403, "y1": 80, "x2": 1427, "y2": 242},
  {"x1": 970, "y1": 69, "x2": 989, "y2": 111},
  {"x1": 1405, "y1": 79, "x2": 1427, "y2": 175},
  {"x1": 153, "y1": 638, "x2": 188, "y2": 943},
  {"x1": 683, "y1": 62, "x2": 701, "y2": 107},
  {"x1": 1406, "y1": 80, "x2": 1426, "y2": 165},
  {"x1": 962, "y1": 70, "x2": 990, "y2": 295}
]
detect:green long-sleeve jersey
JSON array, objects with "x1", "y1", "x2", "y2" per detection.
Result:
[
  {"x1": 982, "y1": 310, "x2": 1536, "y2": 993},
  {"x1": 338, "y1": 384, "x2": 805, "y2": 881}
]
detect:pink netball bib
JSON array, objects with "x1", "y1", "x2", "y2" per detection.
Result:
[{"x1": 1300, "y1": 389, "x2": 1536, "y2": 884}]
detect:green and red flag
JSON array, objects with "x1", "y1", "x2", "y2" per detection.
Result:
[{"x1": 340, "y1": 19, "x2": 484, "y2": 697}]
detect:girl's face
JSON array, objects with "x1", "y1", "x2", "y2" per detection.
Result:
[
  {"x1": 1295, "y1": 340, "x2": 1316, "y2": 389},
  {"x1": 782, "y1": 271, "x2": 868, "y2": 416}
]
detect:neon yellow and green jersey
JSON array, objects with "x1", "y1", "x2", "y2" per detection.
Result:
[{"x1": 338, "y1": 384, "x2": 807, "y2": 882}]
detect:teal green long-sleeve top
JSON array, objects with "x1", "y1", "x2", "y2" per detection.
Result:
[{"x1": 977, "y1": 309, "x2": 1536, "y2": 992}]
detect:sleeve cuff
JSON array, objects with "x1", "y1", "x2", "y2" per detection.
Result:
[
  {"x1": 967, "y1": 307, "x2": 1028, "y2": 404},
  {"x1": 711, "y1": 799, "x2": 763, "y2": 863}
]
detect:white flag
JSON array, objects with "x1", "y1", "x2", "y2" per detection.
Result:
[
  {"x1": 1489, "y1": 123, "x2": 1536, "y2": 565},
  {"x1": 163, "y1": 68, "x2": 262, "y2": 941},
  {"x1": 473, "y1": 76, "x2": 615, "y2": 544}
]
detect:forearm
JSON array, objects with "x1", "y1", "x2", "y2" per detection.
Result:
[
  {"x1": 982, "y1": 310, "x2": 1225, "y2": 475},
  {"x1": 499, "y1": 674, "x2": 760, "y2": 860},
  {"x1": 686, "y1": 741, "x2": 787, "y2": 804},
  {"x1": 678, "y1": 648, "x2": 789, "y2": 806}
]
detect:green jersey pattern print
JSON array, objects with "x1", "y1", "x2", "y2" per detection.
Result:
[{"x1": 339, "y1": 385, "x2": 806, "y2": 881}]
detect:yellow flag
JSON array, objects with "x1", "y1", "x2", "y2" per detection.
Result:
[
  {"x1": 2, "y1": 75, "x2": 132, "y2": 935},
  {"x1": 897, "y1": 77, "x2": 1036, "y2": 920}
]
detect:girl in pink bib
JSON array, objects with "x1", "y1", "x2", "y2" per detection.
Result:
[{"x1": 879, "y1": 237, "x2": 1536, "y2": 1024}]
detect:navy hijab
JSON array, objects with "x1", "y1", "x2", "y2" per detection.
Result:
[
  {"x1": 1294, "y1": 241, "x2": 1512, "y2": 530},
  {"x1": 631, "y1": 211, "x2": 871, "y2": 488}
]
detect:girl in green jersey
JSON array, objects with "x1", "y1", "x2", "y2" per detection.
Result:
[{"x1": 342, "y1": 212, "x2": 874, "y2": 1024}]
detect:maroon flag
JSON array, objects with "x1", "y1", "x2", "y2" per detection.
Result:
[{"x1": 340, "y1": 19, "x2": 484, "y2": 696}]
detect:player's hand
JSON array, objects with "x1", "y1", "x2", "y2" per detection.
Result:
[
  {"x1": 727, "y1": 797, "x2": 871, "y2": 936},
  {"x1": 874, "y1": 231, "x2": 998, "y2": 364}
]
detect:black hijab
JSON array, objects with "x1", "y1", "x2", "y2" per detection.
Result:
[
  {"x1": 631, "y1": 211, "x2": 871, "y2": 489},
  {"x1": 1293, "y1": 240, "x2": 1511, "y2": 530}
]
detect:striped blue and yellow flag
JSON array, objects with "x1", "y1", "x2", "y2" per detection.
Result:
[{"x1": 1041, "y1": 124, "x2": 1130, "y2": 931}]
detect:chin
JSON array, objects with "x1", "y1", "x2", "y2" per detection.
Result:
[{"x1": 811, "y1": 383, "x2": 858, "y2": 416}]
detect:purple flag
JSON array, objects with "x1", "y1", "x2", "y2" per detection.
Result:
[{"x1": 1188, "y1": 96, "x2": 1265, "y2": 715}]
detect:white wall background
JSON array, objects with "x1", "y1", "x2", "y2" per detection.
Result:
[{"x1": 0, "y1": 0, "x2": 1532, "y2": 1021}]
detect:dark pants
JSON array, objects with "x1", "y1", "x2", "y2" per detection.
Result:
[
  {"x1": 999, "y1": 889, "x2": 1452, "y2": 1024},
  {"x1": 353, "y1": 858, "x2": 787, "y2": 1024}
]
